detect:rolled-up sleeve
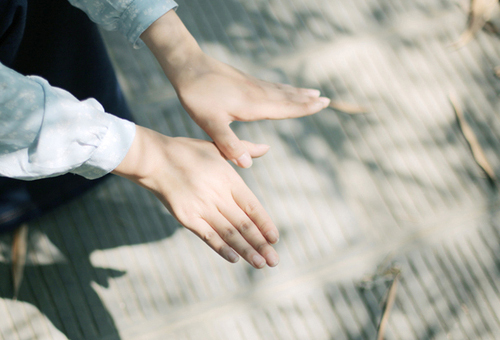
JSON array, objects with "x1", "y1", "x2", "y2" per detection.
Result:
[
  {"x1": 0, "y1": 63, "x2": 135, "y2": 181},
  {"x1": 67, "y1": 0, "x2": 178, "y2": 48}
]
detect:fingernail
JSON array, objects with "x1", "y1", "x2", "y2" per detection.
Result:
[
  {"x1": 236, "y1": 152, "x2": 252, "y2": 168},
  {"x1": 318, "y1": 97, "x2": 331, "y2": 108},
  {"x1": 267, "y1": 253, "x2": 280, "y2": 267},
  {"x1": 306, "y1": 89, "x2": 321, "y2": 97},
  {"x1": 252, "y1": 254, "x2": 266, "y2": 268},
  {"x1": 266, "y1": 231, "x2": 279, "y2": 244},
  {"x1": 227, "y1": 250, "x2": 239, "y2": 263}
]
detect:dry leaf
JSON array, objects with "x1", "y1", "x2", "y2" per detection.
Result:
[
  {"x1": 328, "y1": 101, "x2": 368, "y2": 114},
  {"x1": 494, "y1": 66, "x2": 500, "y2": 78},
  {"x1": 449, "y1": 93, "x2": 497, "y2": 182},
  {"x1": 452, "y1": 0, "x2": 498, "y2": 49},
  {"x1": 12, "y1": 224, "x2": 28, "y2": 301},
  {"x1": 376, "y1": 270, "x2": 400, "y2": 340}
]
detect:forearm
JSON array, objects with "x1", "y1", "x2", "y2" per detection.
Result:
[
  {"x1": 139, "y1": 8, "x2": 330, "y2": 171},
  {"x1": 0, "y1": 63, "x2": 135, "y2": 180},
  {"x1": 140, "y1": 10, "x2": 206, "y2": 89}
]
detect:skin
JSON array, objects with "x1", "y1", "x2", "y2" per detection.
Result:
[
  {"x1": 112, "y1": 10, "x2": 330, "y2": 269},
  {"x1": 113, "y1": 127, "x2": 278, "y2": 268},
  {"x1": 140, "y1": 10, "x2": 331, "y2": 168}
]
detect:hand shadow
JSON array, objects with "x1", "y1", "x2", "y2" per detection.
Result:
[{"x1": 0, "y1": 178, "x2": 180, "y2": 340}]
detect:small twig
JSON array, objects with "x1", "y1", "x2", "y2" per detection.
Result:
[
  {"x1": 449, "y1": 93, "x2": 497, "y2": 183},
  {"x1": 328, "y1": 101, "x2": 368, "y2": 114},
  {"x1": 376, "y1": 270, "x2": 400, "y2": 340},
  {"x1": 12, "y1": 224, "x2": 28, "y2": 301},
  {"x1": 359, "y1": 253, "x2": 396, "y2": 290}
]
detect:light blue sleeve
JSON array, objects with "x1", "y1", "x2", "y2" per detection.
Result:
[
  {"x1": 67, "y1": 0, "x2": 178, "y2": 48},
  {"x1": 0, "y1": 63, "x2": 136, "y2": 181}
]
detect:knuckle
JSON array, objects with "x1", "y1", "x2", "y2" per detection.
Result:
[
  {"x1": 171, "y1": 203, "x2": 199, "y2": 225},
  {"x1": 305, "y1": 101, "x2": 318, "y2": 113},
  {"x1": 259, "y1": 220, "x2": 275, "y2": 233},
  {"x1": 242, "y1": 248, "x2": 255, "y2": 259},
  {"x1": 176, "y1": 213, "x2": 194, "y2": 229},
  {"x1": 201, "y1": 230, "x2": 218, "y2": 243},
  {"x1": 237, "y1": 220, "x2": 254, "y2": 233},
  {"x1": 221, "y1": 227, "x2": 237, "y2": 240},
  {"x1": 256, "y1": 242, "x2": 269, "y2": 253},
  {"x1": 225, "y1": 140, "x2": 241, "y2": 154},
  {"x1": 243, "y1": 201, "x2": 260, "y2": 215}
]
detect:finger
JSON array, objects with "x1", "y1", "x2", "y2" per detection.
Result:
[
  {"x1": 241, "y1": 140, "x2": 270, "y2": 158},
  {"x1": 263, "y1": 83, "x2": 315, "y2": 104},
  {"x1": 278, "y1": 84, "x2": 322, "y2": 100},
  {"x1": 301, "y1": 88, "x2": 321, "y2": 98},
  {"x1": 204, "y1": 121, "x2": 253, "y2": 168},
  {"x1": 231, "y1": 183, "x2": 280, "y2": 245},
  {"x1": 250, "y1": 96, "x2": 331, "y2": 120},
  {"x1": 219, "y1": 202, "x2": 279, "y2": 267},
  {"x1": 206, "y1": 211, "x2": 267, "y2": 268},
  {"x1": 187, "y1": 218, "x2": 240, "y2": 263},
  {"x1": 264, "y1": 80, "x2": 321, "y2": 98}
]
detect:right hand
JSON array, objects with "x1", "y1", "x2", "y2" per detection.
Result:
[{"x1": 112, "y1": 126, "x2": 280, "y2": 269}]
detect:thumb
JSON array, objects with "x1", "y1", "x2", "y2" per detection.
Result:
[
  {"x1": 207, "y1": 122, "x2": 253, "y2": 168},
  {"x1": 241, "y1": 140, "x2": 270, "y2": 158}
]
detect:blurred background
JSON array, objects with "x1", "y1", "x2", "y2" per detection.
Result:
[{"x1": 2, "y1": 0, "x2": 500, "y2": 339}]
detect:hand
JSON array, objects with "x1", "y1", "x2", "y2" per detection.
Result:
[
  {"x1": 173, "y1": 56, "x2": 331, "y2": 168},
  {"x1": 141, "y1": 11, "x2": 331, "y2": 168},
  {"x1": 112, "y1": 126, "x2": 280, "y2": 268}
]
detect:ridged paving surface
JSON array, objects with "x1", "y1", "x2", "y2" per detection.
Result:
[{"x1": 2, "y1": 0, "x2": 500, "y2": 339}]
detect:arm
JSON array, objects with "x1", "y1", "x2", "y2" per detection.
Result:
[
  {"x1": 1, "y1": 3, "x2": 280, "y2": 268},
  {"x1": 140, "y1": 10, "x2": 331, "y2": 168},
  {"x1": 0, "y1": 62, "x2": 278, "y2": 268},
  {"x1": 0, "y1": 62, "x2": 134, "y2": 180},
  {"x1": 67, "y1": 1, "x2": 329, "y2": 167}
]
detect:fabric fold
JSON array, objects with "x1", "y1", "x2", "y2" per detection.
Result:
[{"x1": 0, "y1": 63, "x2": 135, "y2": 180}]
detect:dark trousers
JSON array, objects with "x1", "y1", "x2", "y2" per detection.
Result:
[{"x1": 0, "y1": 0, "x2": 134, "y2": 231}]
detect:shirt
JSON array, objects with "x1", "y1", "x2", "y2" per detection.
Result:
[{"x1": 0, "y1": 0, "x2": 178, "y2": 181}]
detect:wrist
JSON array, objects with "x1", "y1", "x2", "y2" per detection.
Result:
[{"x1": 112, "y1": 126, "x2": 165, "y2": 187}]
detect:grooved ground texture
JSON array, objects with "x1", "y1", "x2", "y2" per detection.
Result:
[{"x1": 2, "y1": 0, "x2": 500, "y2": 339}]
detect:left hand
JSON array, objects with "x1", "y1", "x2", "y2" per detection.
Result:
[
  {"x1": 173, "y1": 55, "x2": 331, "y2": 168},
  {"x1": 141, "y1": 10, "x2": 331, "y2": 168}
]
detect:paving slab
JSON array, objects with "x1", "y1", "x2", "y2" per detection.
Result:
[{"x1": 2, "y1": 0, "x2": 500, "y2": 339}]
